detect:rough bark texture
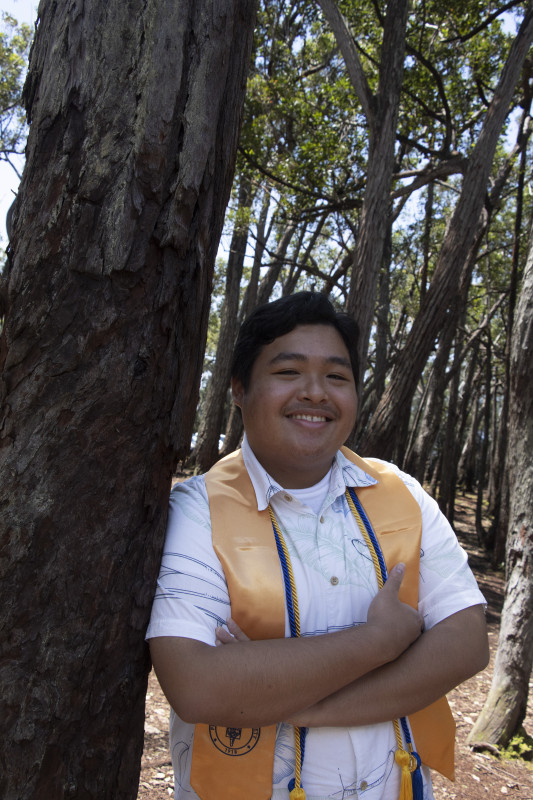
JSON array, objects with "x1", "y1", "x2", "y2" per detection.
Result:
[
  {"x1": 0, "y1": 1, "x2": 257, "y2": 798},
  {"x1": 468, "y1": 218, "x2": 533, "y2": 746},
  {"x1": 359, "y1": 6, "x2": 533, "y2": 458}
]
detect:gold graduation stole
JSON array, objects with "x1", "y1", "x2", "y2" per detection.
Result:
[{"x1": 190, "y1": 448, "x2": 455, "y2": 800}]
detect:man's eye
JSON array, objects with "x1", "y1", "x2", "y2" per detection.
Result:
[
  {"x1": 328, "y1": 373, "x2": 348, "y2": 381},
  {"x1": 275, "y1": 369, "x2": 298, "y2": 375}
]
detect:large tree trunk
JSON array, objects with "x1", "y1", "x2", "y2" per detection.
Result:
[
  {"x1": 468, "y1": 216, "x2": 533, "y2": 747},
  {"x1": 359, "y1": 6, "x2": 533, "y2": 458},
  {"x1": 0, "y1": 2, "x2": 257, "y2": 798}
]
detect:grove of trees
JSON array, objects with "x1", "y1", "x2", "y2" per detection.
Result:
[
  {"x1": 192, "y1": 0, "x2": 533, "y2": 762},
  {"x1": 1, "y1": 1, "x2": 532, "y2": 798}
]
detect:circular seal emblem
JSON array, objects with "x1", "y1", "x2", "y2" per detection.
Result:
[{"x1": 208, "y1": 725, "x2": 261, "y2": 757}]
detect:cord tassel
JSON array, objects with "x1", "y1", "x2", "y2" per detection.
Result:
[
  {"x1": 395, "y1": 749, "x2": 414, "y2": 800},
  {"x1": 410, "y1": 751, "x2": 423, "y2": 800},
  {"x1": 288, "y1": 776, "x2": 306, "y2": 800}
]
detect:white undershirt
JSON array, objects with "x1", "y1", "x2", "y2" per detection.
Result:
[{"x1": 287, "y1": 469, "x2": 332, "y2": 515}]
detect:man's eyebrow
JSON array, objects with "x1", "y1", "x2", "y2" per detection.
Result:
[
  {"x1": 269, "y1": 351, "x2": 307, "y2": 364},
  {"x1": 268, "y1": 352, "x2": 351, "y2": 368}
]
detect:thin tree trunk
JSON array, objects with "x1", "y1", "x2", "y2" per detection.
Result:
[
  {"x1": 359, "y1": 7, "x2": 533, "y2": 458},
  {"x1": 239, "y1": 185, "x2": 270, "y2": 318},
  {"x1": 454, "y1": 345, "x2": 482, "y2": 492},
  {"x1": 420, "y1": 181, "x2": 434, "y2": 306},
  {"x1": 475, "y1": 332, "x2": 492, "y2": 547},
  {"x1": 458, "y1": 386, "x2": 482, "y2": 493},
  {"x1": 404, "y1": 315, "x2": 456, "y2": 482},
  {"x1": 437, "y1": 332, "x2": 463, "y2": 525},
  {"x1": 354, "y1": 227, "x2": 392, "y2": 442},
  {"x1": 191, "y1": 175, "x2": 253, "y2": 473},
  {"x1": 490, "y1": 124, "x2": 531, "y2": 565},
  {"x1": 220, "y1": 402, "x2": 244, "y2": 456},
  {"x1": 256, "y1": 221, "x2": 297, "y2": 305},
  {"x1": 468, "y1": 215, "x2": 533, "y2": 747},
  {"x1": 0, "y1": 1, "x2": 257, "y2": 798}
]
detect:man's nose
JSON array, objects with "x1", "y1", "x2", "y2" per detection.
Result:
[{"x1": 297, "y1": 374, "x2": 328, "y2": 402}]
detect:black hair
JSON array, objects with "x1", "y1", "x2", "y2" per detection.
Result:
[{"x1": 231, "y1": 291, "x2": 360, "y2": 391}]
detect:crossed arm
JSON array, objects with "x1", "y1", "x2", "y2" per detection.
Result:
[{"x1": 149, "y1": 564, "x2": 489, "y2": 729}]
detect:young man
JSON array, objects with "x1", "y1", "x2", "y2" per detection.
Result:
[{"x1": 147, "y1": 292, "x2": 488, "y2": 800}]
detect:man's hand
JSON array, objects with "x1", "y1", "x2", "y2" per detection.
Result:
[
  {"x1": 366, "y1": 563, "x2": 424, "y2": 661},
  {"x1": 286, "y1": 604, "x2": 488, "y2": 728},
  {"x1": 216, "y1": 563, "x2": 423, "y2": 662},
  {"x1": 215, "y1": 617, "x2": 249, "y2": 646}
]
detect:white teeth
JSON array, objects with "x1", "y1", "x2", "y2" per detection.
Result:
[{"x1": 292, "y1": 414, "x2": 327, "y2": 422}]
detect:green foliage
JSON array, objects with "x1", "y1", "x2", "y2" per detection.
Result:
[
  {"x1": 501, "y1": 728, "x2": 533, "y2": 763},
  {"x1": 241, "y1": 0, "x2": 366, "y2": 216},
  {"x1": 0, "y1": 13, "x2": 32, "y2": 166}
]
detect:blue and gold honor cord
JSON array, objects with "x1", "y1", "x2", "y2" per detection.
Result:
[
  {"x1": 268, "y1": 506, "x2": 307, "y2": 800},
  {"x1": 346, "y1": 487, "x2": 423, "y2": 800},
  {"x1": 268, "y1": 490, "x2": 423, "y2": 800}
]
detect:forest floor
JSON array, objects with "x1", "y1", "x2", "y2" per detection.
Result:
[{"x1": 137, "y1": 493, "x2": 533, "y2": 800}]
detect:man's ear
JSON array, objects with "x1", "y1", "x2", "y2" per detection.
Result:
[{"x1": 231, "y1": 376, "x2": 245, "y2": 407}]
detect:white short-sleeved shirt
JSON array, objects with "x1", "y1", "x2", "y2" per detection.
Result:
[{"x1": 146, "y1": 436, "x2": 485, "y2": 800}]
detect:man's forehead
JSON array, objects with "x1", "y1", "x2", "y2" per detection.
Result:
[
  {"x1": 267, "y1": 350, "x2": 351, "y2": 367},
  {"x1": 255, "y1": 326, "x2": 353, "y2": 376}
]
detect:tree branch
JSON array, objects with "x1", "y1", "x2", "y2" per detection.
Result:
[{"x1": 316, "y1": 0, "x2": 375, "y2": 126}]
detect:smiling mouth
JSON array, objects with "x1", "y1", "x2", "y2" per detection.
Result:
[{"x1": 290, "y1": 413, "x2": 329, "y2": 423}]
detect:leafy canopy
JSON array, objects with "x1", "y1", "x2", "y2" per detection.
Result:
[{"x1": 0, "y1": 13, "x2": 33, "y2": 171}]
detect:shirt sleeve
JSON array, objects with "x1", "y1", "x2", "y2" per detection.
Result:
[
  {"x1": 392, "y1": 467, "x2": 486, "y2": 629},
  {"x1": 145, "y1": 476, "x2": 230, "y2": 645}
]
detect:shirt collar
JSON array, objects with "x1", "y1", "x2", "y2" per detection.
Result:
[{"x1": 241, "y1": 434, "x2": 377, "y2": 511}]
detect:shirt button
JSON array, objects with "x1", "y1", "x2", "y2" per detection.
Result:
[
  {"x1": 330, "y1": 576, "x2": 339, "y2": 586},
  {"x1": 360, "y1": 780, "x2": 368, "y2": 791},
  {"x1": 319, "y1": 515, "x2": 325, "y2": 523},
  {"x1": 284, "y1": 494, "x2": 292, "y2": 502}
]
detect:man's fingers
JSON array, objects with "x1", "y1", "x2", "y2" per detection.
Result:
[
  {"x1": 214, "y1": 617, "x2": 250, "y2": 647},
  {"x1": 215, "y1": 626, "x2": 235, "y2": 646},
  {"x1": 382, "y1": 562, "x2": 405, "y2": 592},
  {"x1": 226, "y1": 617, "x2": 250, "y2": 641}
]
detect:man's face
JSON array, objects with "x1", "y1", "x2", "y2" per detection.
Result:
[{"x1": 232, "y1": 324, "x2": 358, "y2": 489}]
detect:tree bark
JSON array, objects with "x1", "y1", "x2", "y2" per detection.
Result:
[
  {"x1": 475, "y1": 331, "x2": 492, "y2": 547},
  {"x1": 0, "y1": 1, "x2": 257, "y2": 798},
  {"x1": 256, "y1": 220, "x2": 297, "y2": 305},
  {"x1": 359, "y1": 6, "x2": 533, "y2": 458},
  {"x1": 489, "y1": 121, "x2": 531, "y2": 565},
  {"x1": 437, "y1": 298, "x2": 468, "y2": 524},
  {"x1": 468, "y1": 215, "x2": 533, "y2": 747},
  {"x1": 317, "y1": 0, "x2": 409, "y2": 368},
  {"x1": 354, "y1": 229, "x2": 392, "y2": 442},
  {"x1": 191, "y1": 175, "x2": 253, "y2": 473},
  {"x1": 457, "y1": 378, "x2": 482, "y2": 493},
  {"x1": 404, "y1": 313, "x2": 457, "y2": 482}
]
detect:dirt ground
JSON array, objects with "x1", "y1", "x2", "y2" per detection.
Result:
[{"x1": 137, "y1": 494, "x2": 533, "y2": 800}]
